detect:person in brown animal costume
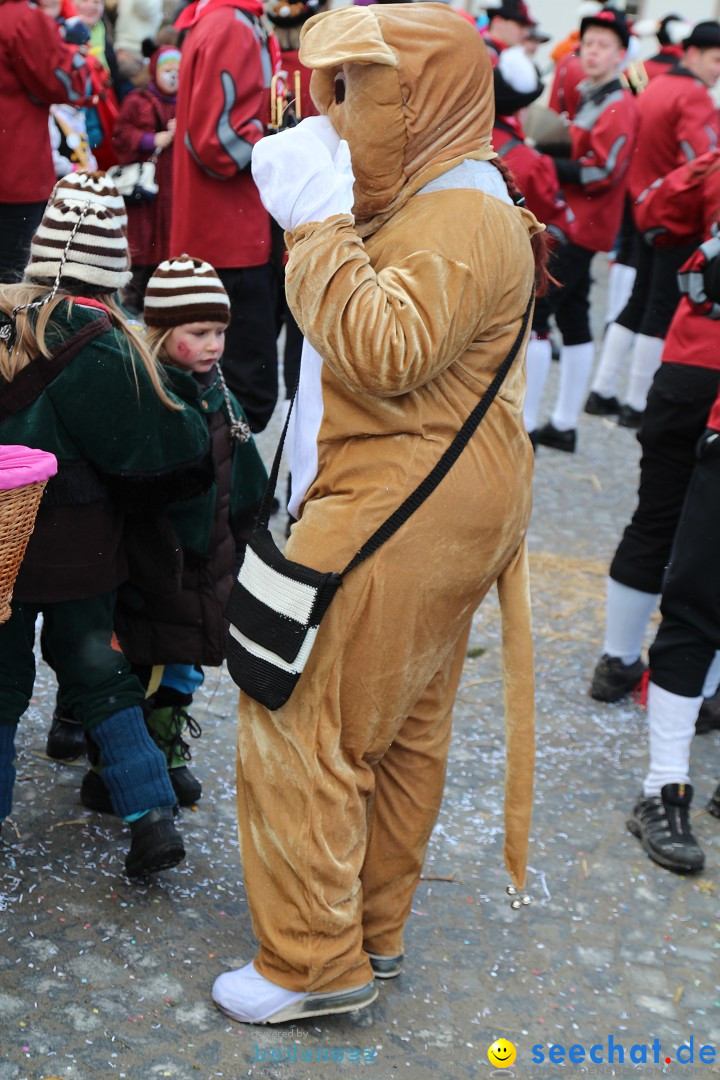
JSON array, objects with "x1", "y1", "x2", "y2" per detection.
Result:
[{"x1": 212, "y1": 2, "x2": 543, "y2": 1025}]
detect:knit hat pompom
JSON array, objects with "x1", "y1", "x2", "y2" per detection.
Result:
[
  {"x1": 25, "y1": 197, "x2": 131, "y2": 293},
  {"x1": 52, "y1": 170, "x2": 128, "y2": 230},
  {"x1": 498, "y1": 45, "x2": 540, "y2": 94},
  {"x1": 144, "y1": 255, "x2": 231, "y2": 328},
  {"x1": 495, "y1": 45, "x2": 543, "y2": 115}
]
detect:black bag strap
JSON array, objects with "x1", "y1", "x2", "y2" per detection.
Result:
[
  {"x1": 257, "y1": 287, "x2": 535, "y2": 578},
  {"x1": 0, "y1": 312, "x2": 111, "y2": 423}
]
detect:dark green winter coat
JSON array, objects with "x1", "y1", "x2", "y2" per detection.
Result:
[
  {"x1": 114, "y1": 363, "x2": 268, "y2": 667},
  {"x1": 0, "y1": 298, "x2": 212, "y2": 603}
]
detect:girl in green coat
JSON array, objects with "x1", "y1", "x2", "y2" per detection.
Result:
[{"x1": 0, "y1": 174, "x2": 212, "y2": 877}]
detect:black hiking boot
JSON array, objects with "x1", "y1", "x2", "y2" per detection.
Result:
[
  {"x1": 627, "y1": 784, "x2": 704, "y2": 873},
  {"x1": 589, "y1": 654, "x2": 646, "y2": 703},
  {"x1": 125, "y1": 807, "x2": 185, "y2": 877}
]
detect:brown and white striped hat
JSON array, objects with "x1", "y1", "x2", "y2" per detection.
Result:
[
  {"x1": 143, "y1": 255, "x2": 231, "y2": 328},
  {"x1": 52, "y1": 170, "x2": 128, "y2": 230},
  {"x1": 24, "y1": 197, "x2": 131, "y2": 293}
]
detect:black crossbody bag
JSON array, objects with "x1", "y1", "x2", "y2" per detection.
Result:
[{"x1": 226, "y1": 290, "x2": 534, "y2": 710}]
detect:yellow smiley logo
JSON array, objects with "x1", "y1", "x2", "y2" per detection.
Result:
[{"x1": 488, "y1": 1038, "x2": 517, "y2": 1068}]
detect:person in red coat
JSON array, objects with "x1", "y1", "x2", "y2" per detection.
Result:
[
  {"x1": 0, "y1": 0, "x2": 90, "y2": 281},
  {"x1": 170, "y1": 0, "x2": 281, "y2": 433},
  {"x1": 588, "y1": 20, "x2": 720, "y2": 427},
  {"x1": 533, "y1": 6, "x2": 638, "y2": 454},
  {"x1": 598, "y1": 171, "x2": 720, "y2": 871},
  {"x1": 589, "y1": 153, "x2": 720, "y2": 731},
  {"x1": 112, "y1": 46, "x2": 180, "y2": 312}
]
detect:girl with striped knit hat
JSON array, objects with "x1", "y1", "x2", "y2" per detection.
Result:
[
  {"x1": 95, "y1": 255, "x2": 268, "y2": 812},
  {"x1": 0, "y1": 174, "x2": 214, "y2": 877}
]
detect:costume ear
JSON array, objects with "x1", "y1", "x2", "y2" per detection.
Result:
[{"x1": 299, "y1": 7, "x2": 398, "y2": 69}]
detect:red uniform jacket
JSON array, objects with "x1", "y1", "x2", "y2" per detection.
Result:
[
  {"x1": 634, "y1": 149, "x2": 720, "y2": 248},
  {"x1": 628, "y1": 68, "x2": 720, "y2": 207},
  {"x1": 170, "y1": 0, "x2": 277, "y2": 268},
  {"x1": 493, "y1": 119, "x2": 575, "y2": 246},
  {"x1": 642, "y1": 44, "x2": 683, "y2": 82},
  {"x1": 548, "y1": 52, "x2": 585, "y2": 121},
  {"x1": 558, "y1": 77, "x2": 637, "y2": 254},
  {"x1": 661, "y1": 164, "x2": 720, "y2": 375},
  {"x1": 0, "y1": 0, "x2": 90, "y2": 203}
]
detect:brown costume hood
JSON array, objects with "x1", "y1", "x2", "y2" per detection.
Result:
[{"x1": 300, "y1": 3, "x2": 499, "y2": 235}]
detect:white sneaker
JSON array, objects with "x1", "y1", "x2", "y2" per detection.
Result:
[{"x1": 211, "y1": 960, "x2": 377, "y2": 1024}]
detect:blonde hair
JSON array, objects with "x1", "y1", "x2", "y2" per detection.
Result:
[
  {"x1": 144, "y1": 323, "x2": 174, "y2": 362},
  {"x1": 0, "y1": 284, "x2": 181, "y2": 410}
]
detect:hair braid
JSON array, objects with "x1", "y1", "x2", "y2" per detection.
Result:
[{"x1": 490, "y1": 156, "x2": 552, "y2": 297}]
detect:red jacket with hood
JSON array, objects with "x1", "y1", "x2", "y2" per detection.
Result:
[
  {"x1": 0, "y1": 0, "x2": 90, "y2": 203},
  {"x1": 170, "y1": 0, "x2": 279, "y2": 268}
]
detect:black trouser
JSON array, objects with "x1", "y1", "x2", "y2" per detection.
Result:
[
  {"x1": 532, "y1": 241, "x2": 595, "y2": 345},
  {"x1": 614, "y1": 197, "x2": 639, "y2": 268},
  {"x1": 0, "y1": 593, "x2": 145, "y2": 731},
  {"x1": 649, "y1": 440, "x2": 720, "y2": 696},
  {"x1": 616, "y1": 239, "x2": 696, "y2": 338},
  {"x1": 217, "y1": 263, "x2": 278, "y2": 433},
  {"x1": 0, "y1": 201, "x2": 46, "y2": 283},
  {"x1": 610, "y1": 362, "x2": 720, "y2": 594}
]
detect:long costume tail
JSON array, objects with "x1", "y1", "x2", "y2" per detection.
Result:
[{"x1": 497, "y1": 536, "x2": 535, "y2": 890}]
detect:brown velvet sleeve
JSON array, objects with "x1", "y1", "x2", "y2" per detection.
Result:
[{"x1": 284, "y1": 215, "x2": 493, "y2": 398}]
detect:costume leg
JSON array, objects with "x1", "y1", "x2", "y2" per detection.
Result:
[
  {"x1": 235, "y1": 457, "x2": 529, "y2": 994},
  {"x1": 361, "y1": 623, "x2": 470, "y2": 958}
]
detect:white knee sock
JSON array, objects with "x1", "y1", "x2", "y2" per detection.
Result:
[
  {"x1": 591, "y1": 322, "x2": 636, "y2": 399},
  {"x1": 523, "y1": 335, "x2": 552, "y2": 433},
  {"x1": 551, "y1": 342, "x2": 595, "y2": 431},
  {"x1": 603, "y1": 578, "x2": 660, "y2": 664},
  {"x1": 702, "y1": 651, "x2": 720, "y2": 698},
  {"x1": 605, "y1": 263, "x2": 637, "y2": 326},
  {"x1": 625, "y1": 334, "x2": 664, "y2": 412},
  {"x1": 643, "y1": 681, "x2": 700, "y2": 796}
]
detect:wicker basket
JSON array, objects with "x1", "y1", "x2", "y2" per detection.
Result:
[{"x1": 0, "y1": 480, "x2": 48, "y2": 624}]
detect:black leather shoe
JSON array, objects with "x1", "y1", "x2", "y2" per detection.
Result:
[
  {"x1": 125, "y1": 807, "x2": 185, "y2": 877},
  {"x1": 627, "y1": 784, "x2": 704, "y2": 873},
  {"x1": 589, "y1": 653, "x2": 646, "y2": 702},
  {"x1": 535, "y1": 421, "x2": 576, "y2": 453},
  {"x1": 584, "y1": 391, "x2": 620, "y2": 416},
  {"x1": 617, "y1": 403, "x2": 643, "y2": 429},
  {"x1": 46, "y1": 708, "x2": 85, "y2": 761}
]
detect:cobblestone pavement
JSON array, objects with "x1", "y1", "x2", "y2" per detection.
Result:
[{"x1": 2, "y1": 258, "x2": 720, "y2": 1080}]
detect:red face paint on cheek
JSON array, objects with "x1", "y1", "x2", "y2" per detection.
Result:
[{"x1": 177, "y1": 341, "x2": 190, "y2": 356}]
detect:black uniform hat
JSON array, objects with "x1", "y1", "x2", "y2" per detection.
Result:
[
  {"x1": 580, "y1": 6, "x2": 631, "y2": 49},
  {"x1": 487, "y1": 1, "x2": 537, "y2": 29},
  {"x1": 683, "y1": 21, "x2": 720, "y2": 51}
]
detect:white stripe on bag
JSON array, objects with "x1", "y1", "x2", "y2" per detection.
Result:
[
  {"x1": 239, "y1": 547, "x2": 318, "y2": 623},
  {"x1": 228, "y1": 623, "x2": 318, "y2": 674}
]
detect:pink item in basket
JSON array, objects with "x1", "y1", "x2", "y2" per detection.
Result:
[{"x1": 0, "y1": 445, "x2": 58, "y2": 491}]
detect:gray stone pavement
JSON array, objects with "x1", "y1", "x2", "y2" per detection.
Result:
[{"x1": 3, "y1": 257, "x2": 720, "y2": 1080}]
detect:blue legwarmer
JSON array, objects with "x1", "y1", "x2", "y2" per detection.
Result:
[{"x1": 91, "y1": 706, "x2": 175, "y2": 818}]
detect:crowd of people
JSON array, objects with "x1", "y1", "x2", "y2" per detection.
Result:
[{"x1": 2, "y1": 0, "x2": 720, "y2": 1029}]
